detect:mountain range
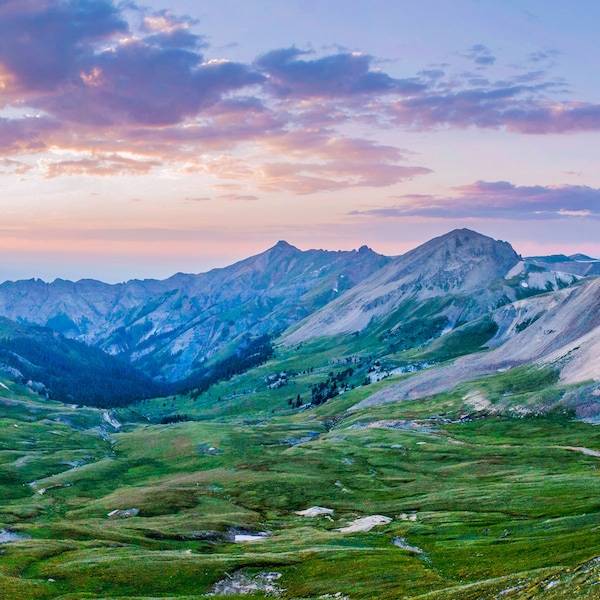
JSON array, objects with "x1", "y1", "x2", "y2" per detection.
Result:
[
  {"x1": 0, "y1": 241, "x2": 388, "y2": 381},
  {"x1": 3, "y1": 228, "x2": 600, "y2": 600},
  {"x1": 0, "y1": 228, "x2": 598, "y2": 405}
]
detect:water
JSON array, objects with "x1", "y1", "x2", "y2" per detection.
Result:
[{"x1": 0, "y1": 529, "x2": 30, "y2": 543}]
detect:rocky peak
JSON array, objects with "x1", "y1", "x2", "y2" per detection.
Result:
[
  {"x1": 285, "y1": 229, "x2": 522, "y2": 343},
  {"x1": 357, "y1": 245, "x2": 374, "y2": 255},
  {"x1": 269, "y1": 240, "x2": 300, "y2": 254}
]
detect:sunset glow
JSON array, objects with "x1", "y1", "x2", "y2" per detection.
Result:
[{"x1": 0, "y1": 0, "x2": 599, "y2": 282}]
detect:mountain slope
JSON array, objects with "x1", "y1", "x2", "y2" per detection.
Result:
[
  {"x1": 526, "y1": 253, "x2": 600, "y2": 277},
  {"x1": 285, "y1": 229, "x2": 520, "y2": 343},
  {"x1": 354, "y1": 276, "x2": 600, "y2": 409},
  {"x1": 0, "y1": 242, "x2": 388, "y2": 380},
  {"x1": 0, "y1": 317, "x2": 163, "y2": 406}
]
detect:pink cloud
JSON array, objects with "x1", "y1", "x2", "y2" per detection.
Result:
[
  {"x1": 42, "y1": 154, "x2": 161, "y2": 178},
  {"x1": 0, "y1": 0, "x2": 599, "y2": 198},
  {"x1": 254, "y1": 132, "x2": 430, "y2": 193},
  {"x1": 350, "y1": 181, "x2": 600, "y2": 220},
  {"x1": 218, "y1": 193, "x2": 259, "y2": 201}
]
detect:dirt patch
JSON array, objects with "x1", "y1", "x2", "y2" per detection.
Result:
[
  {"x1": 295, "y1": 506, "x2": 334, "y2": 517},
  {"x1": 463, "y1": 390, "x2": 493, "y2": 412},
  {"x1": 392, "y1": 537, "x2": 424, "y2": 554},
  {"x1": 234, "y1": 532, "x2": 269, "y2": 543},
  {"x1": 557, "y1": 446, "x2": 600, "y2": 458}
]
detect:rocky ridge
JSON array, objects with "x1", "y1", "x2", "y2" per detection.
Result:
[
  {"x1": 0, "y1": 242, "x2": 388, "y2": 380},
  {"x1": 354, "y1": 276, "x2": 600, "y2": 410}
]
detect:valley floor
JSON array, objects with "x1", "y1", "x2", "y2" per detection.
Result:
[{"x1": 2, "y1": 359, "x2": 600, "y2": 600}]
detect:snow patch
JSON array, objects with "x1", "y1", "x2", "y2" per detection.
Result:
[
  {"x1": 295, "y1": 506, "x2": 334, "y2": 517},
  {"x1": 505, "y1": 261, "x2": 526, "y2": 279},
  {"x1": 234, "y1": 533, "x2": 269, "y2": 543},
  {"x1": 392, "y1": 537, "x2": 424, "y2": 554},
  {"x1": 337, "y1": 515, "x2": 392, "y2": 533},
  {"x1": 102, "y1": 412, "x2": 121, "y2": 430},
  {"x1": 0, "y1": 529, "x2": 30, "y2": 543},
  {"x1": 209, "y1": 570, "x2": 283, "y2": 596}
]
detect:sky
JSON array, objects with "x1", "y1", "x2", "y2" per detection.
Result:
[{"x1": 0, "y1": 0, "x2": 599, "y2": 283}]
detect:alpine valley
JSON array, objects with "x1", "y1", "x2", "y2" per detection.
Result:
[{"x1": 1, "y1": 228, "x2": 600, "y2": 599}]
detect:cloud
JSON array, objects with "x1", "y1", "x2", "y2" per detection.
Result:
[
  {"x1": 256, "y1": 132, "x2": 431, "y2": 194},
  {"x1": 0, "y1": 157, "x2": 32, "y2": 175},
  {"x1": 527, "y1": 49, "x2": 560, "y2": 65},
  {"x1": 258, "y1": 161, "x2": 429, "y2": 195},
  {"x1": 464, "y1": 44, "x2": 496, "y2": 67},
  {"x1": 255, "y1": 47, "x2": 425, "y2": 98},
  {"x1": 389, "y1": 83, "x2": 600, "y2": 134},
  {"x1": 42, "y1": 154, "x2": 161, "y2": 178},
  {"x1": 0, "y1": 0, "x2": 599, "y2": 196},
  {"x1": 184, "y1": 196, "x2": 211, "y2": 203},
  {"x1": 218, "y1": 193, "x2": 259, "y2": 201},
  {"x1": 141, "y1": 10, "x2": 205, "y2": 50},
  {"x1": 40, "y1": 40, "x2": 264, "y2": 127},
  {"x1": 0, "y1": 1, "x2": 263, "y2": 127},
  {"x1": 349, "y1": 181, "x2": 600, "y2": 220},
  {"x1": 0, "y1": 116, "x2": 58, "y2": 152},
  {"x1": 0, "y1": 0, "x2": 127, "y2": 94}
]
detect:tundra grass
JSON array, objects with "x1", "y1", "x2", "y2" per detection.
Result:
[{"x1": 3, "y1": 369, "x2": 600, "y2": 599}]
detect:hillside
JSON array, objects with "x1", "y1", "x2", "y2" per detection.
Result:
[
  {"x1": 0, "y1": 317, "x2": 164, "y2": 407},
  {"x1": 2, "y1": 326, "x2": 600, "y2": 599},
  {"x1": 353, "y1": 276, "x2": 600, "y2": 411}
]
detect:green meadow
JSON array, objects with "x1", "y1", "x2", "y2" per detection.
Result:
[{"x1": 1, "y1": 339, "x2": 600, "y2": 599}]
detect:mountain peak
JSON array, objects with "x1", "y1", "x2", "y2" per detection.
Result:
[
  {"x1": 420, "y1": 228, "x2": 518, "y2": 259},
  {"x1": 570, "y1": 253, "x2": 598, "y2": 262},
  {"x1": 285, "y1": 228, "x2": 521, "y2": 343},
  {"x1": 438, "y1": 228, "x2": 493, "y2": 243},
  {"x1": 270, "y1": 240, "x2": 299, "y2": 253}
]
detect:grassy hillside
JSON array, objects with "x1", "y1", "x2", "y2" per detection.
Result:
[{"x1": 2, "y1": 321, "x2": 600, "y2": 600}]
